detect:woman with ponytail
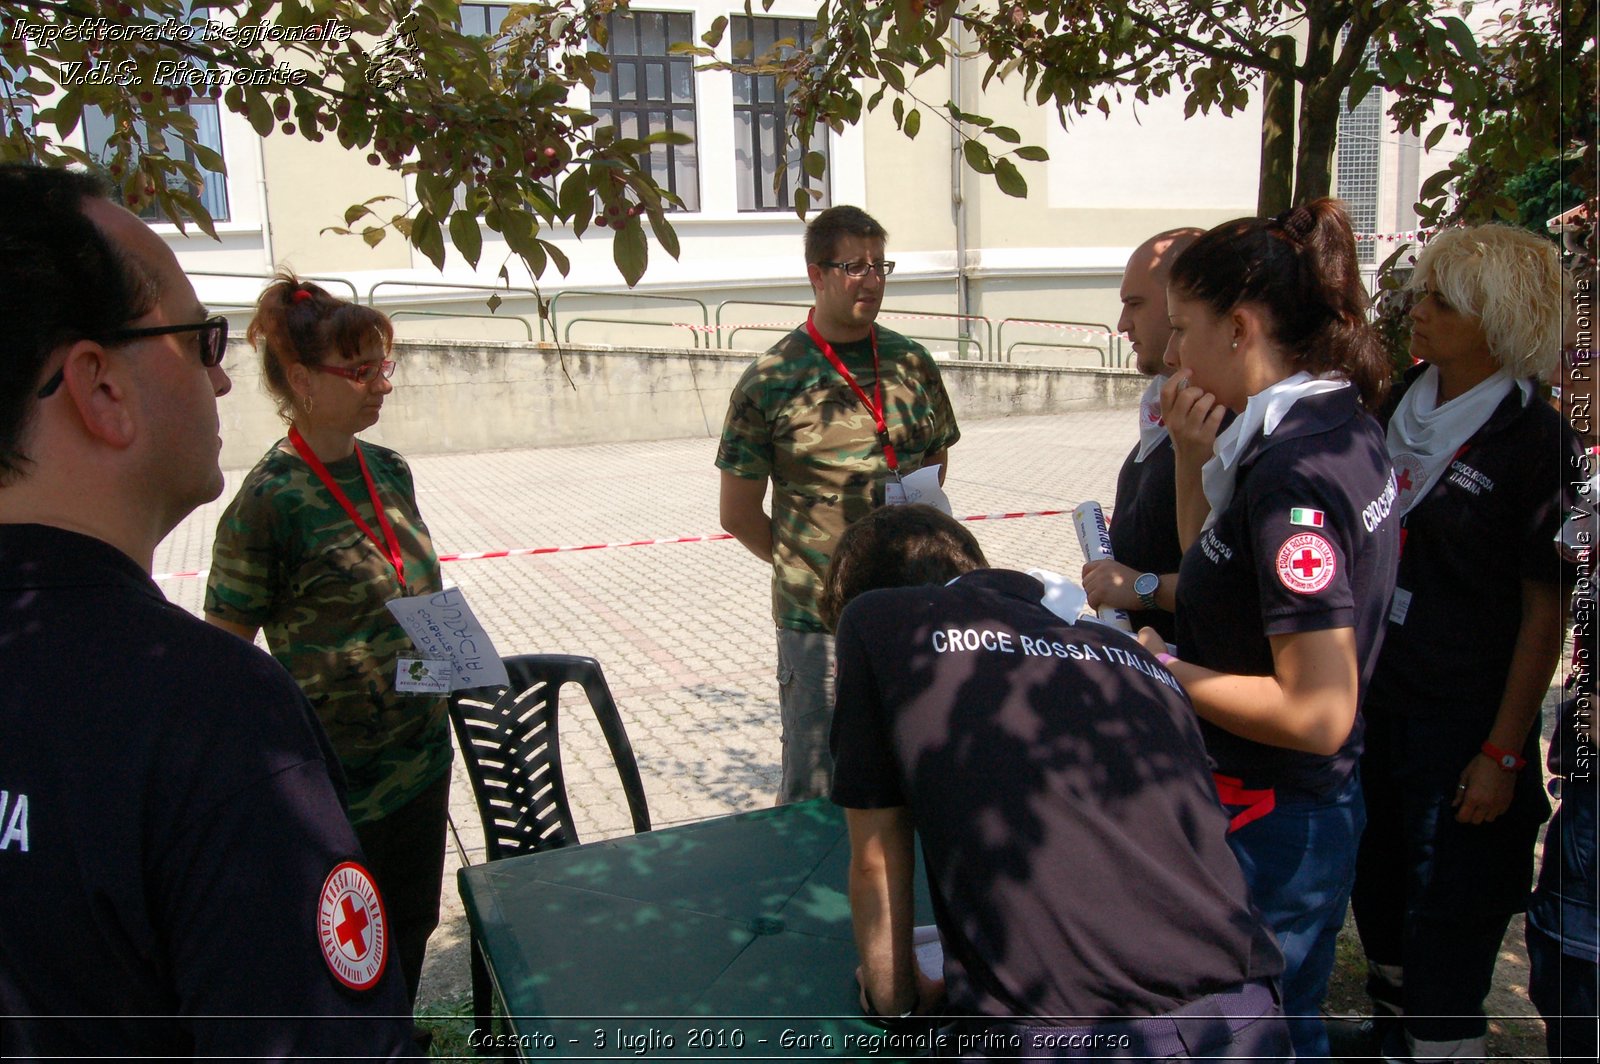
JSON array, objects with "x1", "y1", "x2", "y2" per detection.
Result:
[
  {"x1": 1142, "y1": 199, "x2": 1401, "y2": 1059},
  {"x1": 203, "y1": 275, "x2": 449, "y2": 1020},
  {"x1": 1349, "y1": 225, "x2": 1580, "y2": 1063}
]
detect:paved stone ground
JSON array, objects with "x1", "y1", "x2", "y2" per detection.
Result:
[{"x1": 152, "y1": 407, "x2": 1549, "y2": 1051}]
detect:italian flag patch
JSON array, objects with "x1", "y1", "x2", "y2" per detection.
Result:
[{"x1": 1289, "y1": 508, "x2": 1325, "y2": 528}]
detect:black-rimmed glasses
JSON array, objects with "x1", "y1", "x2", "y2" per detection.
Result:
[
  {"x1": 36, "y1": 316, "x2": 230, "y2": 398},
  {"x1": 819, "y1": 259, "x2": 896, "y2": 278},
  {"x1": 312, "y1": 359, "x2": 397, "y2": 385}
]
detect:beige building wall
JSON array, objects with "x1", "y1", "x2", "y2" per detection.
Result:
[{"x1": 258, "y1": 130, "x2": 414, "y2": 273}]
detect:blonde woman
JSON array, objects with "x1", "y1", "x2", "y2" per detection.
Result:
[{"x1": 1350, "y1": 225, "x2": 1581, "y2": 1062}]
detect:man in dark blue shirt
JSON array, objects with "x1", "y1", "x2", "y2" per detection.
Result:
[{"x1": 0, "y1": 165, "x2": 418, "y2": 1057}]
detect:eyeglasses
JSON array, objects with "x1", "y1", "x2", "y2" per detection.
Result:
[
  {"x1": 312, "y1": 359, "x2": 396, "y2": 385},
  {"x1": 819, "y1": 259, "x2": 896, "y2": 278},
  {"x1": 36, "y1": 316, "x2": 230, "y2": 398}
]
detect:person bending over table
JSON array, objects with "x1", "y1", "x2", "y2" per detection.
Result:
[
  {"x1": 205, "y1": 276, "x2": 450, "y2": 1012},
  {"x1": 825, "y1": 504, "x2": 1288, "y2": 1061}
]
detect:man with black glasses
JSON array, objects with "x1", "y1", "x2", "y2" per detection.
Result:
[
  {"x1": 716, "y1": 205, "x2": 960, "y2": 804},
  {"x1": 0, "y1": 165, "x2": 418, "y2": 1058}
]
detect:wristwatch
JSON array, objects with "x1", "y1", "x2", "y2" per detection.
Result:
[
  {"x1": 1134, "y1": 572, "x2": 1161, "y2": 611},
  {"x1": 1481, "y1": 740, "x2": 1526, "y2": 772}
]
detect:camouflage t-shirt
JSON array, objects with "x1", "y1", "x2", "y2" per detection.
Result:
[
  {"x1": 716, "y1": 325, "x2": 961, "y2": 632},
  {"x1": 205, "y1": 439, "x2": 451, "y2": 826}
]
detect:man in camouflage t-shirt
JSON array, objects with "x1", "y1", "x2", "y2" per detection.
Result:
[{"x1": 716, "y1": 205, "x2": 961, "y2": 803}]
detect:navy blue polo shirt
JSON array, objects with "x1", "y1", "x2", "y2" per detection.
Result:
[
  {"x1": 0, "y1": 524, "x2": 418, "y2": 1058},
  {"x1": 1110, "y1": 436, "x2": 1183, "y2": 642},
  {"x1": 1174, "y1": 386, "x2": 1401, "y2": 799},
  {"x1": 831, "y1": 569, "x2": 1281, "y2": 1021},
  {"x1": 1367, "y1": 369, "x2": 1581, "y2": 729}
]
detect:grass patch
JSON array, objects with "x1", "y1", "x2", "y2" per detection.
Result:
[{"x1": 417, "y1": 991, "x2": 481, "y2": 1059}]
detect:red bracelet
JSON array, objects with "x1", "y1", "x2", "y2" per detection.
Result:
[{"x1": 1481, "y1": 741, "x2": 1526, "y2": 772}]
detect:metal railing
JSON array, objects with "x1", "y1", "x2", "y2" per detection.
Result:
[
  {"x1": 547, "y1": 290, "x2": 711, "y2": 350},
  {"x1": 391, "y1": 310, "x2": 536, "y2": 341},
  {"x1": 187, "y1": 270, "x2": 360, "y2": 305},
  {"x1": 995, "y1": 317, "x2": 1123, "y2": 366},
  {"x1": 717, "y1": 299, "x2": 995, "y2": 357},
  {"x1": 722, "y1": 321, "x2": 984, "y2": 360},
  {"x1": 367, "y1": 280, "x2": 548, "y2": 340}
]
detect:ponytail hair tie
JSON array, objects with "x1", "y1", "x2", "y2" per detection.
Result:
[
  {"x1": 1270, "y1": 205, "x2": 1317, "y2": 243},
  {"x1": 290, "y1": 288, "x2": 313, "y2": 304}
]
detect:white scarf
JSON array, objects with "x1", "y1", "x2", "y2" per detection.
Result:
[
  {"x1": 1201, "y1": 372, "x2": 1351, "y2": 531},
  {"x1": 1386, "y1": 365, "x2": 1530, "y2": 517},
  {"x1": 1135, "y1": 374, "x2": 1171, "y2": 463}
]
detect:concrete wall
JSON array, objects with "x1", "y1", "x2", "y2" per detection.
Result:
[{"x1": 216, "y1": 337, "x2": 1146, "y2": 469}]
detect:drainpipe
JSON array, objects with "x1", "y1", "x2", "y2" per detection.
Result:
[
  {"x1": 256, "y1": 132, "x2": 275, "y2": 271},
  {"x1": 950, "y1": 20, "x2": 971, "y2": 354}
]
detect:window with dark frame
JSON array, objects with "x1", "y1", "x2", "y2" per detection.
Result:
[
  {"x1": 732, "y1": 15, "x2": 828, "y2": 213},
  {"x1": 83, "y1": 3, "x2": 228, "y2": 223},
  {"x1": 459, "y1": 3, "x2": 512, "y2": 37},
  {"x1": 592, "y1": 11, "x2": 699, "y2": 212},
  {"x1": 83, "y1": 102, "x2": 231, "y2": 223}
]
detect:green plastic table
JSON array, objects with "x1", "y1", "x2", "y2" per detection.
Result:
[{"x1": 456, "y1": 798, "x2": 936, "y2": 1059}]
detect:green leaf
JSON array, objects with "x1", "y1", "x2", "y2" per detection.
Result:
[
  {"x1": 53, "y1": 92, "x2": 82, "y2": 140},
  {"x1": 904, "y1": 108, "x2": 921, "y2": 139},
  {"x1": 702, "y1": 15, "x2": 728, "y2": 46},
  {"x1": 539, "y1": 238, "x2": 571, "y2": 277},
  {"x1": 878, "y1": 61, "x2": 906, "y2": 93},
  {"x1": 1345, "y1": 67, "x2": 1378, "y2": 112},
  {"x1": 245, "y1": 92, "x2": 274, "y2": 138},
  {"x1": 413, "y1": 210, "x2": 446, "y2": 271},
  {"x1": 558, "y1": 171, "x2": 590, "y2": 222},
  {"x1": 345, "y1": 203, "x2": 373, "y2": 226},
  {"x1": 648, "y1": 210, "x2": 681, "y2": 260},
  {"x1": 190, "y1": 142, "x2": 225, "y2": 174},
  {"x1": 486, "y1": 292, "x2": 503, "y2": 313},
  {"x1": 988, "y1": 126, "x2": 1021, "y2": 144},
  {"x1": 613, "y1": 221, "x2": 648, "y2": 287},
  {"x1": 362, "y1": 226, "x2": 386, "y2": 248},
  {"x1": 1423, "y1": 122, "x2": 1449, "y2": 152},
  {"x1": 993, "y1": 158, "x2": 1028, "y2": 198},
  {"x1": 450, "y1": 210, "x2": 483, "y2": 266},
  {"x1": 803, "y1": 151, "x2": 826, "y2": 179},
  {"x1": 1013, "y1": 145, "x2": 1050, "y2": 162},
  {"x1": 962, "y1": 139, "x2": 994, "y2": 175},
  {"x1": 1442, "y1": 17, "x2": 1482, "y2": 64}
]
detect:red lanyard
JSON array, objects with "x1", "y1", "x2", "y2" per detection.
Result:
[
  {"x1": 288, "y1": 427, "x2": 408, "y2": 591},
  {"x1": 805, "y1": 310, "x2": 898, "y2": 472}
]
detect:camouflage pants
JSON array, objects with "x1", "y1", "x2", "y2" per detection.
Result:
[{"x1": 775, "y1": 627, "x2": 836, "y2": 805}]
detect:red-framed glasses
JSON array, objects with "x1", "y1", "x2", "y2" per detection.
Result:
[{"x1": 312, "y1": 359, "x2": 396, "y2": 384}]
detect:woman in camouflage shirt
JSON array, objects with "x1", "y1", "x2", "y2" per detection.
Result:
[{"x1": 205, "y1": 275, "x2": 450, "y2": 1013}]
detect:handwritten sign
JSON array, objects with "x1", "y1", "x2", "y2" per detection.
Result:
[{"x1": 386, "y1": 588, "x2": 509, "y2": 691}]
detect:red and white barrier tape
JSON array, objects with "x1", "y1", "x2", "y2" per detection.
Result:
[{"x1": 152, "y1": 508, "x2": 1069, "y2": 582}]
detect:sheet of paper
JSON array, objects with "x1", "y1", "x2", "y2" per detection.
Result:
[
  {"x1": 884, "y1": 464, "x2": 951, "y2": 514},
  {"x1": 386, "y1": 588, "x2": 510, "y2": 691}
]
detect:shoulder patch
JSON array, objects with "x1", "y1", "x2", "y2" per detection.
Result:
[
  {"x1": 318, "y1": 861, "x2": 389, "y2": 992},
  {"x1": 1276, "y1": 532, "x2": 1338, "y2": 594}
]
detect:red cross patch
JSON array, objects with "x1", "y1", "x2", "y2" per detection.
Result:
[
  {"x1": 1275, "y1": 532, "x2": 1337, "y2": 594},
  {"x1": 317, "y1": 861, "x2": 388, "y2": 992},
  {"x1": 1392, "y1": 453, "x2": 1426, "y2": 510}
]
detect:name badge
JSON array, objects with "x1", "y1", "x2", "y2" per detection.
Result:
[
  {"x1": 1388, "y1": 587, "x2": 1412, "y2": 626},
  {"x1": 396, "y1": 658, "x2": 453, "y2": 694}
]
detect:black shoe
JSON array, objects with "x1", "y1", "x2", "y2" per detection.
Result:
[{"x1": 1325, "y1": 1013, "x2": 1396, "y2": 1061}]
